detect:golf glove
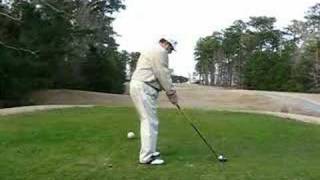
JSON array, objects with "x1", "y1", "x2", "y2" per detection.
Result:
[{"x1": 166, "y1": 90, "x2": 178, "y2": 105}]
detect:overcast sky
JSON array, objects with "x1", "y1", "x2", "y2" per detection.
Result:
[{"x1": 113, "y1": 0, "x2": 318, "y2": 77}]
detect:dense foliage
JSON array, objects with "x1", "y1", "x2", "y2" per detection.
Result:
[
  {"x1": 195, "y1": 3, "x2": 320, "y2": 92},
  {"x1": 0, "y1": 0, "x2": 127, "y2": 106}
]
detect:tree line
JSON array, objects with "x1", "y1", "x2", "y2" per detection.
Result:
[
  {"x1": 0, "y1": 0, "x2": 128, "y2": 107},
  {"x1": 194, "y1": 3, "x2": 320, "y2": 92},
  {"x1": 1, "y1": 1, "x2": 319, "y2": 107}
]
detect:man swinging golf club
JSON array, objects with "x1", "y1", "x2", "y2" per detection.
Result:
[{"x1": 130, "y1": 37, "x2": 178, "y2": 165}]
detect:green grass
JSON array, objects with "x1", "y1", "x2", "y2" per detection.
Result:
[{"x1": 0, "y1": 107, "x2": 320, "y2": 180}]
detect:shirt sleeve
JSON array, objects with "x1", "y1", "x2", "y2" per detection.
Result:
[{"x1": 152, "y1": 51, "x2": 174, "y2": 92}]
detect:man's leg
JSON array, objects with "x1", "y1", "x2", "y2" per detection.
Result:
[{"x1": 130, "y1": 81, "x2": 159, "y2": 163}]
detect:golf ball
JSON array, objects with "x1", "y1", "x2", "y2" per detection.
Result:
[
  {"x1": 218, "y1": 155, "x2": 224, "y2": 160},
  {"x1": 35, "y1": 4, "x2": 42, "y2": 9},
  {"x1": 127, "y1": 132, "x2": 135, "y2": 139}
]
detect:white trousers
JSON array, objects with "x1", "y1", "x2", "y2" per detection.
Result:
[{"x1": 130, "y1": 80, "x2": 160, "y2": 163}]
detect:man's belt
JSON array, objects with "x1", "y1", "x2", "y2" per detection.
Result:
[{"x1": 145, "y1": 81, "x2": 161, "y2": 92}]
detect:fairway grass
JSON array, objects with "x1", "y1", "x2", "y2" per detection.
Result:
[{"x1": 0, "y1": 107, "x2": 320, "y2": 180}]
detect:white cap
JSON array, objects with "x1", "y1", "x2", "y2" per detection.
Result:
[{"x1": 163, "y1": 37, "x2": 178, "y2": 51}]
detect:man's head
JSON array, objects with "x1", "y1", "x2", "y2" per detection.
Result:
[{"x1": 159, "y1": 38, "x2": 177, "y2": 54}]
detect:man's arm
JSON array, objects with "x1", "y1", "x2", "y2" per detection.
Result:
[
  {"x1": 152, "y1": 51, "x2": 178, "y2": 105},
  {"x1": 152, "y1": 51, "x2": 173, "y2": 92}
]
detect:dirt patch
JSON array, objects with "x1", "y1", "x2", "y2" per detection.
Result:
[
  {"x1": 29, "y1": 86, "x2": 320, "y2": 118},
  {"x1": 1, "y1": 85, "x2": 317, "y2": 123},
  {"x1": 31, "y1": 89, "x2": 132, "y2": 106}
]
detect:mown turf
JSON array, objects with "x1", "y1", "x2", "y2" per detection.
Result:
[{"x1": 0, "y1": 107, "x2": 320, "y2": 180}]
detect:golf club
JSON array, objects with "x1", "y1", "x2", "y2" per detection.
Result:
[{"x1": 176, "y1": 104, "x2": 228, "y2": 163}]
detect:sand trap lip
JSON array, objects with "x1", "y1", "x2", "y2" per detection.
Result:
[
  {"x1": 1, "y1": 85, "x2": 320, "y2": 124},
  {"x1": 225, "y1": 109, "x2": 320, "y2": 124},
  {"x1": 0, "y1": 104, "x2": 319, "y2": 125},
  {"x1": 0, "y1": 105, "x2": 94, "y2": 116}
]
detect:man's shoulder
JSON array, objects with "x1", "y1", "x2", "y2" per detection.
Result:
[{"x1": 144, "y1": 46, "x2": 167, "y2": 55}]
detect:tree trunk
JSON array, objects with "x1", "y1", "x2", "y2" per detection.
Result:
[
  {"x1": 229, "y1": 61, "x2": 233, "y2": 87},
  {"x1": 209, "y1": 62, "x2": 216, "y2": 86},
  {"x1": 204, "y1": 72, "x2": 209, "y2": 85}
]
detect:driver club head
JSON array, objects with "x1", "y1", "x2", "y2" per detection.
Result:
[{"x1": 217, "y1": 154, "x2": 228, "y2": 162}]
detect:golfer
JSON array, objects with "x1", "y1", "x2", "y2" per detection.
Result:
[{"x1": 130, "y1": 37, "x2": 178, "y2": 165}]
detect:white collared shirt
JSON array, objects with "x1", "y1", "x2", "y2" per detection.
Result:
[{"x1": 131, "y1": 45, "x2": 174, "y2": 92}]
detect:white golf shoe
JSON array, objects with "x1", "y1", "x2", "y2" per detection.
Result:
[
  {"x1": 152, "y1": 151, "x2": 160, "y2": 157},
  {"x1": 140, "y1": 154, "x2": 165, "y2": 165},
  {"x1": 149, "y1": 158, "x2": 164, "y2": 165}
]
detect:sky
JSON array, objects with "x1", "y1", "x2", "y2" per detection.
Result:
[{"x1": 113, "y1": 0, "x2": 319, "y2": 77}]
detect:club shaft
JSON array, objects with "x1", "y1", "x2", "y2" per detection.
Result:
[{"x1": 176, "y1": 105, "x2": 219, "y2": 158}]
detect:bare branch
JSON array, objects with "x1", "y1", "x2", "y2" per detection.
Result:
[
  {"x1": 0, "y1": 12, "x2": 21, "y2": 22},
  {"x1": 0, "y1": 41, "x2": 38, "y2": 55},
  {"x1": 41, "y1": 1, "x2": 64, "y2": 14}
]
